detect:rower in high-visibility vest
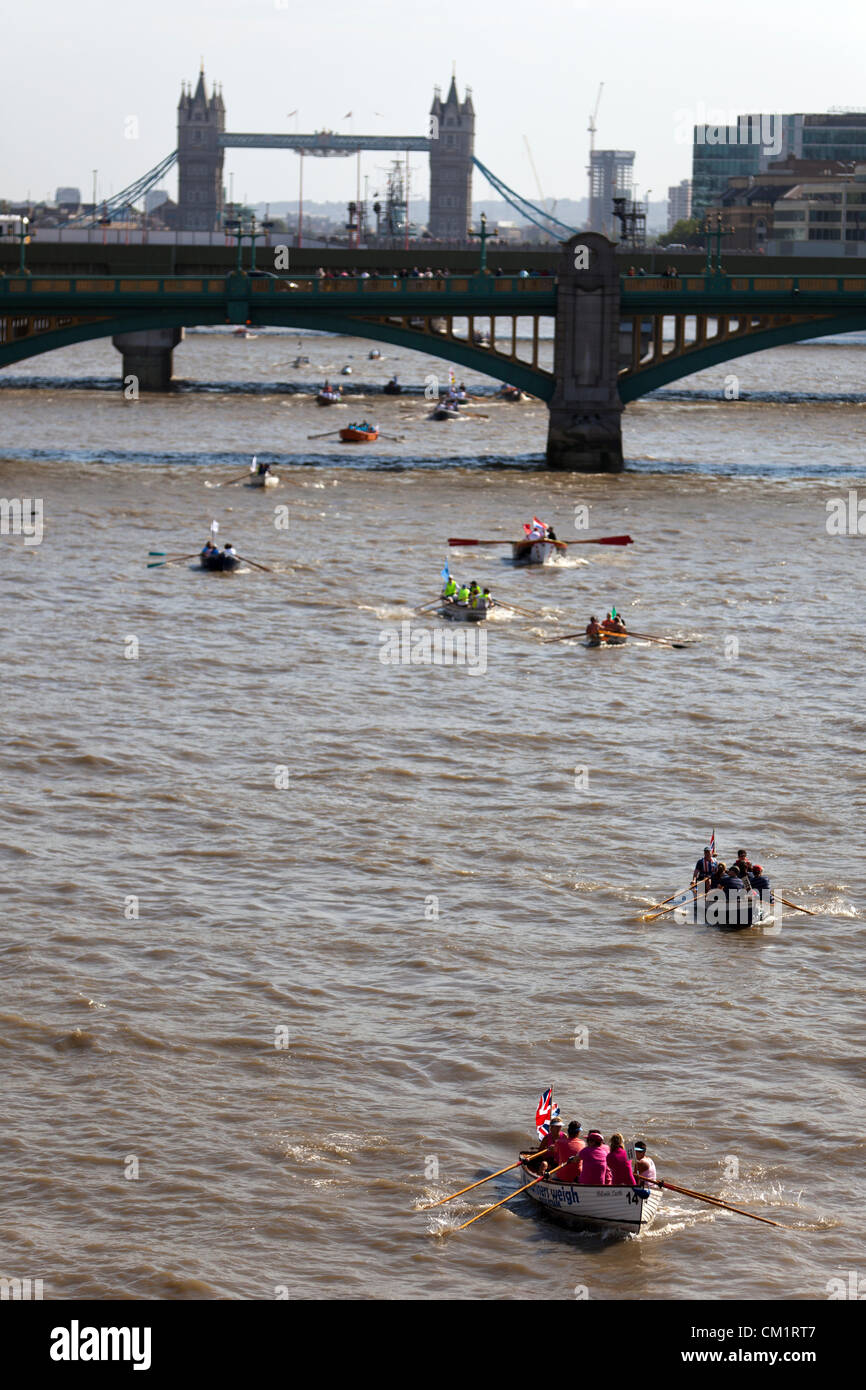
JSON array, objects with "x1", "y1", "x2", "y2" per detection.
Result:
[
  {"x1": 456, "y1": 585, "x2": 470, "y2": 604},
  {"x1": 442, "y1": 577, "x2": 458, "y2": 598}
]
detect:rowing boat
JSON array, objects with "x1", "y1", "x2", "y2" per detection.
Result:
[
  {"x1": 199, "y1": 552, "x2": 240, "y2": 572},
  {"x1": 584, "y1": 632, "x2": 627, "y2": 647},
  {"x1": 517, "y1": 1155, "x2": 663, "y2": 1233},
  {"x1": 430, "y1": 403, "x2": 461, "y2": 421},
  {"x1": 437, "y1": 598, "x2": 488, "y2": 623},
  {"x1": 383, "y1": 379, "x2": 402, "y2": 395},
  {"x1": 511, "y1": 538, "x2": 562, "y2": 565},
  {"x1": 665, "y1": 885, "x2": 777, "y2": 929},
  {"x1": 339, "y1": 425, "x2": 379, "y2": 443},
  {"x1": 245, "y1": 472, "x2": 280, "y2": 488},
  {"x1": 499, "y1": 386, "x2": 525, "y2": 402},
  {"x1": 316, "y1": 389, "x2": 342, "y2": 405}
]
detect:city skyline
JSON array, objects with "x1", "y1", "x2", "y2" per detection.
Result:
[{"x1": 5, "y1": 0, "x2": 865, "y2": 212}]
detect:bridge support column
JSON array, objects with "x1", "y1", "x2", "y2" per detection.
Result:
[
  {"x1": 546, "y1": 233, "x2": 623, "y2": 471},
  {"x1": 112, "y1": 328, "x2": 184, "y2": 392}
]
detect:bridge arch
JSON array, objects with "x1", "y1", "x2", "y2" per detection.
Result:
[{"x1": 1, "y1": 309, "x2": 554, "y2": 398}]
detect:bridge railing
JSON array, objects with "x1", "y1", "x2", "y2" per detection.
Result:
[{"x1": 0, "y1": 273, "x2": 557, "y2": 297}]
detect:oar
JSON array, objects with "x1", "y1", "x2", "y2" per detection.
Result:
[
  {"x1": 448, "y1": 534, "x2": 632, "y2": 548},
  {"x1": 491, "y1": 598, "x2": 546, "y2": 619},
  {"x1": 650, "y1": 1178, "x2": 783, "y2": 1228},
  {"x1": 779, "y1": 896, "x2": 818, "y2": 917},
  {"x1": 542, "y1": 629, "x2": 630, "y2": 644},
  {"x1": 415, "y1": 596, "x2": 449, "y2": 612},
  {"x1": 455, "y1": 1160, "x2": 570, "y2": 1231},
  {"x1": 376, "y1": 434, "x2": 406, "y2": 442},
  {"x1": 205, "y1": 470, "x2": 254, "y2": 488},
  {"x1": 643, "y1": 901, "x2": 683, "y2": 922},
  {"x1": 420, "y1": 1149, "x2": 548, "y2": 1209},
  {"x1": 449, "y1": 537, "x2": 566, "y2": 550},
  {"x1": 147, "y1": 552, "x2": 198, "y2": 569},
  {"x1": 623, "y1": 629, "x2": 693, "y2": 648},
  {"x1": 235, "y1": 554, "x2": 273, "y2": 573},
  {"x1": 307, "y1": 429, "x2": 344, "y2": 439}
]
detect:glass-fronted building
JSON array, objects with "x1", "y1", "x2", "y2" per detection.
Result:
[{"x1": 692, "y1": 112, "x2": 866, "y2": 221}]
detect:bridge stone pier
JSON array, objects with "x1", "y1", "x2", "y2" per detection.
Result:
[
  {"x1": 112, "y1": 328, "x2": 184, "y2": 392},
  {"x1": 547, "y1": 233, "x2": 623, "y2": 472}
]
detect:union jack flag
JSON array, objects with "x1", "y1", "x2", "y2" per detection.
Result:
[
  {"x1": 709, "y1": 828, "x2": 716, "y2": 857},
  {"x1": 535, "y1": 1087, "x2": 560, "y2": 1140}
]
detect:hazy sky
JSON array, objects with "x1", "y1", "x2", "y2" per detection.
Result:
[{"x1": 4, "y1": 0, "x2": 865, "y2": 211}]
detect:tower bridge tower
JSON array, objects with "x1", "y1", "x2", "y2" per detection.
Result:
[
  {"x1": 177, "y1": 68, "x2": 225, "y2": 231},
  {"x1": 428, "y1": 78, "x2": 475, "y2": 240}
]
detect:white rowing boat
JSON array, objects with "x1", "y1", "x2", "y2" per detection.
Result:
[
  {"x1": 245, "y1": 472, "x2": 280, "y2": 488},
  {"x1": 511, "y1": 538, "x2": 562, "y2": 565},
  {"x1": 517, "y1": 1156, "x2": 663, "y2": 1233}
]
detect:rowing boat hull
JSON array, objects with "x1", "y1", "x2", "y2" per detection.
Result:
[
  {"x1": 511, "y1": 539, "x2": 559, "y2": 565},
  {"x1": 339, "y1": 429, "x2": 379, "y2": 443},
  {"x1": 518, "y1": 1159, "x2": 663, "y2": 1232},
  {"x1": 431, "y1": 406, "x2": 460, "y2": 421},
  {"x1": 667, "y1": 886, "x2": 777, "y2": 929},
  {"x1": 437, "y1": 599, "x2": 487, "y2": 622},
  {"x1": 585, "y1": 634, "x2": 627, "y2": 647},
  {"x1": 316, "y1": 393, "x2": 341, "y2": 406},
  {"x1": 199, "y1": 554, "x2": 240, "y2": 572},
  {"x1": 245, "y1": 473, "x2": 280, "y2": 488}
]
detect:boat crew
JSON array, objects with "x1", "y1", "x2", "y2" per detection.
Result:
[
  {"x1": 691, "y1": 846, "x2": 717, "y2": 889},
  {"x1": 201, "y1": 540, "x2": 218, "y2": 560},
  {"x1": 578, "y1": 1131, "x2": 612, "y2": 1186},
  {"x1": 467, "y1": 581, "x2": 481, "y2": 604},
  {"x1": 456, "y1": 584, "x2": 470, "y2": 605},
  {"x1": 607, "y1": 1134, "x2": 636, "y2": 1186},
  {"x1": 441, "y1": 575, "x2": 458, "y2": 599},
  {"x1": 537, "y1": 1117, "x2": 563, "y2": 1173},
  {"x1": 586, "y1": 616, "x2": 601, "y2": 639},
  {"x1": 223, "y1": 543, "x2": 238, "y2": 563},
  {"x1": 546, "y1": 524, "x2": 557, "y2": 541},
  {"x1": 482, "y1": 586, "x2": 494, "y2": 610},
  {"x1": 257, "y1": 460, "x2": 271, "y2": 476},
  {"x1": 749, "y1": 863, "x2": 771, "y2": 893},
  {"x1": 553, "y1": 1121, "x2": 585, "y2": 1181},
  {"x1": 633, "y1": 1142, "x2": 656, "y2": 1185}
]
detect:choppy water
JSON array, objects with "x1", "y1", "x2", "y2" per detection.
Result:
[{"x1": 0, "y1": 329, "x2": 864, "y2": 1300}]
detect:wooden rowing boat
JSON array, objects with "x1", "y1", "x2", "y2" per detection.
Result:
[
  {"x1": 437, "y1": 598, "x2": 488, "y2": 623},
  {"x1": 245, "y1": 472, "x2": 280, "y2": 488},
  {"x1": 430, "y1": 403, "x2": 461, "y2": 421},
  {"x1": 666, "y1": 885, "x2": 777, "y2": 929},
  {"x1": 199, "y1": 552, "x2": 240, "y2": 572},
  {"x1": 316, "y1": 389, "x2": 341, "y2": 406},
  {"x1": 339, "y1": 425, "x2": 379, "y2": 443},
  {"x1": 517, "y1": 1156, "x2": 663, "y2": 1233},
  {"x1": 511, "y1": 538, "x2": 561, "y2": 565},
  {"x1": 499, "y1": 386, "x2": 525, "y2": 402},
  {"x1": 584, "y1": 632, "x2": 627, "y2": 647}
]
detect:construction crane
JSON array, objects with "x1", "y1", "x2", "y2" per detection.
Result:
[
  {"x1": 588, "y1": 82, "x2": 604, "y2": 163},
  {"x1": 523, "y1": 135, "x2": 554, "y2": 218}
]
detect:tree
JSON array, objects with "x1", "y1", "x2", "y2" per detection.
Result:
[{"x1": 664, "y1": 218, "x2": 702, "y2": 247}]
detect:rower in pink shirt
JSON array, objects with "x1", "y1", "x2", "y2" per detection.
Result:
[
  {"x1": 553, "y1": 1121, "x2": 586, "y2": 1180},
  {"x1": 577, "y1": 1130, "x2": 612, "y2": 1185},
  {"x1": 606, "y1": 1133, "x2": 636, "y2": 1186}
]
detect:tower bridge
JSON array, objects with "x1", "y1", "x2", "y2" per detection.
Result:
[{"x1": 176, "y1": 69, "x2": 473, "y2": 240}]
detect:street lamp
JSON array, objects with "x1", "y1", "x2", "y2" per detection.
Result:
[{"x1": 468, "y1": 210, "x2": 498, "y2": 274}]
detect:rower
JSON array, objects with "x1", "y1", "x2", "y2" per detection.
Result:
[
  {"x1": 537, "y1": 1116, "x2": 563, "y2": 1173},
  {"x1": 553, "y1": 1121, "x2": 585, "y2": 1182},
  {"x1": 586, "y1": 615, "x2": 601, "y2": 639},
  {"x1": 691, "y1": 846, "x2": 717, "y2": 890},
  {"x1": 601, "y1": 612, "x2": 615, "y2": 632},
  {"x1": 201, "y1": 540, "x2": 215, "y2": 558},
  {"x1": 750, "y1": 863, "x2": 771, "y2": 893},
  {"x1": 456, "y1": 583, "x2": 470, "y2": 605},
  {"x1": 481, "y1": 586, "x2": 493, "y2": 610},
  {"x1": 257, "y1": 460, "x2": 271, "y2": 476},
  {"x1": 441, "y1": 575, "x2": 458, "y2": 599},
  {"x1": 633, "y1": 1141, "x2": 657, "y2": 1185},
  {"x1": 223, "y1": 543, "x2": 238, "y2": 562},
  {"x1": 546, "y1": 524, "x2": 557, "y2": 541}
]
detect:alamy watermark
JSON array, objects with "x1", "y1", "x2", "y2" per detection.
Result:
[
  {"x1": 379, "y1": 621, "x2": 487, "y2": 676},
  {"x1": 826, "y1": 489, "x2": 866, "y2": 536},
  {"x1": 1, "y1": 497, "x2": 43, "y2": 545},
  {"x1": 674, "y1": 106, "x2": 782, "y2": 158}
]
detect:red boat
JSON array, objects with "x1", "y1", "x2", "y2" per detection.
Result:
[{"x1": 339, "y1": 423, "x2": 379, "y2": 443}]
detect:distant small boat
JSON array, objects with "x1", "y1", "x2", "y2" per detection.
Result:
[
  {"x1": 666, "y1": 884, "x2": 776, "y2": 929},
  {"x1": 511, "y1": 538, "x2": 563, "y2": 566},
  {"x1": 316, "y1": 388, "x2": 341, "y2": 405},
  {"x1": 246, "y1": 471, "x2": 280, "y2": 488},
  {"x1": 383, "y1": 379, "x2": 402, "y2": 395},
  {"x1": 584, "y1": 631, "x2": 627, "y2": 647},
  {"x1": 499, "y1": 385, "x2": 524, "y2": 402},
  {"x1": 293, "y1": 355, "x2": 310, "y2": 367},
  {"x1": 339, "y1": 424, "x2": 379, "y2": 443},
  {"x1": 368, "y1": 348, "x2": 382, "y2": 360},
  {"x1": 340, "y1": 365, "x2": 353, "y2": 375},
  {"x1": 430, "y1": 403, "x2": 461, "y2": 421},
  {"x1": 437, "y1": 598, "x2": 487, "y2": 622}
]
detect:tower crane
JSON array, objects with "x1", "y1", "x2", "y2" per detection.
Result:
[
  {"x1": 523, "y1": 135, "x2": 555, "y2": 218},
  {"x1": 588, "y1": 82, "x2": 604, "y2": 166}
]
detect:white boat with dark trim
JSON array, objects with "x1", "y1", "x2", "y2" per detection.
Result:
[
  {"x1": 517, "y1": 1155, "x2": 663, "y2": 1233},
  {"x1": 245, "y1": 471, "x2": 280, "y2": 488},
  {"x1": 511, "y1": 538, "x2": 563, "y2": 565}
]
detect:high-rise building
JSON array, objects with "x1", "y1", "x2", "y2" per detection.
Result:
[
  {"x1": 691, "y1": 111, "x2": 866, "y2": 221},
  {"x1": 428, "y1": 78, "x2": 475, "y2": 239},
  {"x1": 177, "y1": 69, "x2": 225, "y2": 231},
  {"x1": 667, "y1": 179, "x2": 691, "y2": 229},
  {"x1": 589, "y1": 151, "x2": 634, "y2": 236}
]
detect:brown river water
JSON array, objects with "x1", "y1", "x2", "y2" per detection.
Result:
[{"x1": 1, "y1": 328, "x2": 864, "y2": 1300}]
